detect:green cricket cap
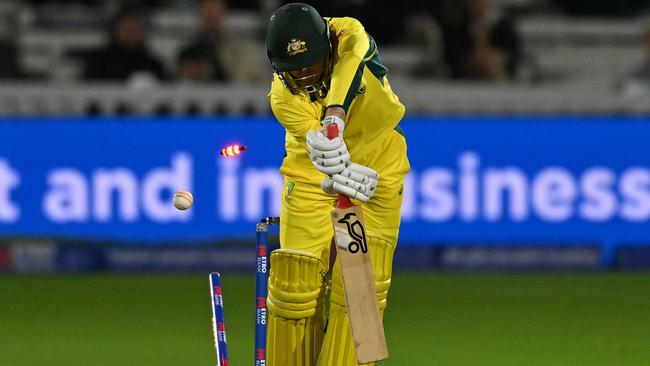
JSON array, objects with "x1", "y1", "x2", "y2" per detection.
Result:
[{"x1": 266, "y1": 3, "x2": 329, "y2": 72}]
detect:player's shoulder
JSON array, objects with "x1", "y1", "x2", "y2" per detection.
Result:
[
  {"x1": 268, "y1": 74, "x2": 299, "y2": 104},
  {"x1": 268, "y1": 75, "x2": 314, "y2": 118},
  {"x1": 327, "y1": 17, "x2": 365, "y2": 33},
  {"x1": 268, "y1": 74, "x2": 287, "y2": 98}
]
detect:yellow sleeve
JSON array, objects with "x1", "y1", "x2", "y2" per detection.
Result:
[
  {"x1": 325, "y1": 18, "x2": 374, "y2": 112},
  {"x1": 269, "y1": 88, "x2": 321, "y2": 140}
]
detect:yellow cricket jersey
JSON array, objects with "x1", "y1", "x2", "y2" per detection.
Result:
[{"x1": 268, "y1": 17, "x2": 406, "y2": 185}]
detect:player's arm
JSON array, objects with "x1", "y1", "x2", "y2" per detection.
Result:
[
  {"x1": 324, "y1": 17, "x2": 372, "y2": 115},
  {"x1": 305, "y1": 116, "x2": 378, "y2": 202},
  {"x1": 309, "y1": 19, "x2": 379, "y2": 201},
  {"x1": 268, "y1": 90, "x2": 352, "y2": 178},
  {"x1": 269, "y1": 91, "x2": 320, "y2": 140}
]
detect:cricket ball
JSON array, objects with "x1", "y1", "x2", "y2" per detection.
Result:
[{"x1": 173, "y1": 190, "x2": 194, "y2": 210}]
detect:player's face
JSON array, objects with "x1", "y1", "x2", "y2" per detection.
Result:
[
  {"x1": 285, "y1": 62, "x2": 325, "y2": 90},
  {"x1": 278, "y1": 57, "x2": 331, "y2": 100}
]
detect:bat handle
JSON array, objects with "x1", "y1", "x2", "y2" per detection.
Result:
[{"x1": 325, "y1": 123, "x2": 353, "y2": 209}]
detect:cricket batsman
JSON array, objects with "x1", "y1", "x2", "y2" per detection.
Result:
[{"x1": 265, "y1": 3, "x2": 410, "y2": 365}]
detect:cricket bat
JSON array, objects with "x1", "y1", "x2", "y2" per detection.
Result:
[{"x1": 326, "y1": 123, "x2": 389, "y2": 364}]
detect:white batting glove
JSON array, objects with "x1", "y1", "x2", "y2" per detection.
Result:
[
  {"x1": 306, "y1": 116, "x2": 349, "y2": 175},
  {"x1": 321, "y1": 162, "x2": 379, "y2": 202}
]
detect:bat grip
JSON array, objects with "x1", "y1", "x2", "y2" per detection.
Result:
[{"x1": 325, "y1": 123, "x2": 353, "y2": 209}]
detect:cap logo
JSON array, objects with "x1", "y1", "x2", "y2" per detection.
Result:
[{"x1": 287, "y1": 38, "x2": 308, "y2": 56}]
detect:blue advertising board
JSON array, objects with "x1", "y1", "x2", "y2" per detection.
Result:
[{"x1": 1, "y1": 116, "x2": 650, "y2": 260}]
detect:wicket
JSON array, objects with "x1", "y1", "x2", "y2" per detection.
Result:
[
  {"x1": 255, "y1": 217, "x2": 279, "y2": 366},
  {"x1": 210, "y1": 272, "x2": 229, "y2": 366},
  {"x1": 209, "y1": 217, "x2": 279, "y2": 366}
]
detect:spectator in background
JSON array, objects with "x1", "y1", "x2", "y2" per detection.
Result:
[
  {"x1": 621, "y1": 27, "x2": 650, "y2": 97},
  {"x1": 631, "y1": 27, "x2": 650, "y2": 79},
  {"x1": 0, "y1": 40, "x2": 26, "y2": 79},
  {"x1": 0, "y1": 3, "x2": 28, "y2": 79},
  {"x1": 83, "y1": 7, "x2": 165, "y2": 81},
  {"x1": 176, "y1": 45, "x2": 212, "y2": 81},
  {"x1": 553, "y1": 0, "x2": 649, "y2": 17},
  {"x1": 179, "y1": 0, "x2": 229, "y2": 81},
  {"x1": 176, "y1": 0, "x2": 266, "y2": 83},
  {"x1": 282, "y1": 0, "x2": 409, "y2": 45},
  {"x1": 0, "y1": 39, "x2": 25, "y2": 79},
  {"x1": 223, "y1": 0, "x2": 259, "y2": 9},
  {"x1": 434, "y1": 0, "x2": 521, "y2": 81}
]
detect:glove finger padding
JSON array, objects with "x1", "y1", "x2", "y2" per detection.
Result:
[
  {"x1": 313, "y1": 153, "x2": 350, "y2": 168},
  {"x1": 320, "y1": 162, "x2": 380, "y2": 202},
  {"x1": 337, "y1": 167, "x2": 378, "y2": 188},
  {"x1": 332, "y1": 174, "x2": 375, "y2": 196},
  {"x1": 337, "y1": 182, "x2": 371, "y2": 202},
  {"x1": 346, "y1": 163, "x2": 379, "y2": 180},
  {"x1": 322, "y1": 178, "x2": 370, "y2": 201},
  {"x1": 317, "y1": 164, "x2": 347, "y2": 176},
  {"x1": 308, "y1": 144, "x2": 348, "y2": 159},
  {"x1": 306, "y1": 129, "x2": 350, "y2": 176},
  {"x1": 320, "y1": 178, "x2": 336, "y2": 194}
]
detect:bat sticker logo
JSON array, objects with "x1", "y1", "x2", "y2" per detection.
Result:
[{"x1": 337, "y1": 213, "x2": 368, "y2": 253}]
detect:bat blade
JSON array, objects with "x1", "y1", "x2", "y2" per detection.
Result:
[{"x1": 331, "y1": 204, "x2": 389, "y2": 364}]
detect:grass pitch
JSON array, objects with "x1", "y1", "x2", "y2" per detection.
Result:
[{"x1": 2, "y1": 273, "x2": 650, "y2": 365}]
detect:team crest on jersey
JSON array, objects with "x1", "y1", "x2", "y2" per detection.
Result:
[{"x1": 287, "y1": 38, "x2": 308, "y2": 56}]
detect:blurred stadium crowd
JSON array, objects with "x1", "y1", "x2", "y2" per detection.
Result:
[{"x1": 1, "y1": 0, "x2": 650, "y2": 115}]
